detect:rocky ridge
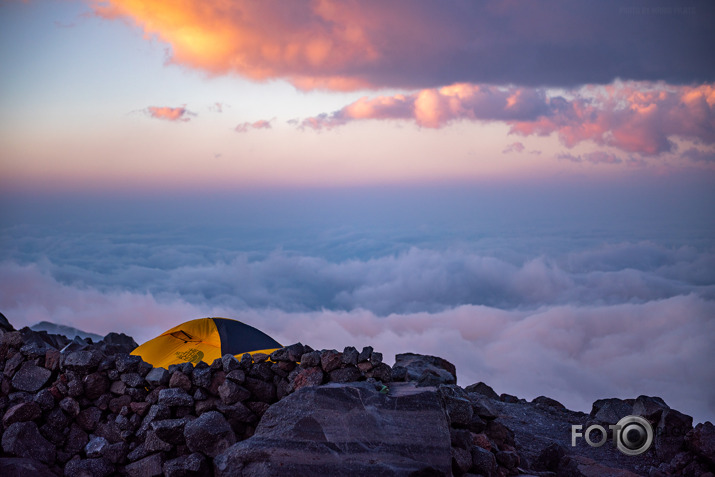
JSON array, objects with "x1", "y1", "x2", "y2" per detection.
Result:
[{"x1": 0, "y1": 316, "x2": 712, "y2": 476}]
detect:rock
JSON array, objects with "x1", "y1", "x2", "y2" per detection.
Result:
[
  {"x1": 85, "y1": 436, "x2": 110, "y2": 458},
  {"x1": 2, "y1": 422, "x2": 56, "y2": 464},
  {"x1": 65, "y1": 457, "x2": 114, "y2": 477},
  {"x1": 60, "y1": 396, "x2": 81, "y2": 417},
  {"x1": 63, "y1": 350, "x2": 102, "y2": 373},
  {"x1": 115, "y1": 354, "x2": 142, "y2": 373},
  {"x1": 63, "y1": 423, "x2": 88, "y2": 455},
  {"x1": 465, "y1": 382, "x2": 500, "y2": 400},
  {"x1": 0, "y1": 457, "x2": 56, "y2": 477},
  {"x1": 341, "y1": 346, "x2": 359, "y2": 366},
  {"x1": 121, "y1": 372, "x2": 145, "y2": 388},
  {"x1": 145, "y1": 367, "x2": 170, "y2": 387},
  {"x1": 243, "y1": 377, "x2": 276, "y2": 403},
  {"x1": 159, "y1": 388, "x2": 194, "y2": 407},
  {"x1": 184, "y1": 411, "x2": 236, "y2": 457},
  {"x1": 10, "y1": 362, "x2": 51, "y2": 392},
  {"x1": 533, "y1": 442, "x2": 567, "y2": 471},
  {"x1": 218, "y1": 379, "x2": 251, "y2": 405},
  {"x1": 394, "y1": 353, "x2": 457, "y2": 386},
  {"x1": 2, "y1": 401, "x2": 41, "y2": 427},
  {"x1": 632, "y1": 395, "x2": 669, "y2": 421},
  {"x1": 358, "y1": 346, "x2": 373, "y2": 362},
  {"x1": 44, "y1": 349, "x2": 61, "y2": 371},
  {"x1": 686, "y1": 421, "x2": 715, "y2": 466},
  {"x1": 192, "y1": 367, "x2": 212, "y2": 389},
  {"x1": 496, "y1": 449, "x2": 520, "y2": 469},
  {"x1": 365, "y1": 362, "x2": 392, "y2": 382},
  {"x1": 170, "y1": 371, "x2": 192, "y2": 391},
  {"x1": 144, "y1": 430, "x2": 172, "y2": 452},
  {"x1": 225, "y1": 369, "x2": 245, "y2": 384},
  {"x1": 101, "y1": 332, "x2": 138, "y2": 355},
  {"x1": 83, "y1": 372, "x2": 109, "y2": 399},
  {"x1": 163, "y1": 452, "x2": 210, "y2": 477},
  {"x1": 558, "y1": 455, "x2": 642, "y2": 477},
  {"x1": 137, "y1": 404, "x2": 171, "y2": 439},
  {"x1": 291, "y1": 366, "x2": 324, "y2": 391},
  {"x1": 590, "y1": 398, "x2": 632, "y2": 424},
  {"x1": 152, "y1": 418, "x2": 189, "y2": 445},
  {"x1": 214, "y1": 382, "x2": 452, "y2": 477},
  {"x1": 300, "y1": 351, "x2": 321, "y2": 367},
  {"x1": 110, "y1": 380, "x2": 126, "y2": 395},
  {"x1": 320, "y1": 349, "x2": 342, "y2": 373},
  {"x1": 468, "y1": 393, "x2": 498, "y2": 421},
  {"x1": 33, "y1": 388, "x2": 55, "y2": 411},
  {"x1": 370, "y1": 351, "x2": 383, "y2": 366},
  {"x1": 0, "y1": 312, "x2": 13, "y2": 331},
  {"x1": 471, "y1": 445, "x2": 497, "y2": 476},
  {"x1": 328, "y1": 366, "x2": 362, "y2": 383},
  {"x1": 532, "y1": 395, "x2": 566, "y2": 410},
  {"x1": 77, "y1": 406, "x2": 103, "y2": 432},
  {"x1": 222, "y1": 354, "x2": 240, "y2": 373},
  {"x1": 439, "y1": 385, "x2": 474, "y2": 427},
  {"x1": 499, "y1": 393, "x2": 520, "y2": 403},
  {"x1": 452, "y1": 446, "x2": 472, "y2": 475},
  {"x1": 655, "y1": 408, "x2": 693, "y2": 461},
  {"x1": 125, "y1": 453, "x2": 163, "y2": 477}
]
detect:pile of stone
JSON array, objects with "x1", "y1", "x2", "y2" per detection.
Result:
[{"x1": 0, "y1": 321, "x2": 396, "y2": 476}]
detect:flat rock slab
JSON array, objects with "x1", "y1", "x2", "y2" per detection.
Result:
[{"x1": 215, "y1": 382, "x2": 451, "y2": 477}]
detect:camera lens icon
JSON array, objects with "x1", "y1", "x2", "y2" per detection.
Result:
[{"x1": 614, "y1": 415, "x2": 653, "y2": 456}]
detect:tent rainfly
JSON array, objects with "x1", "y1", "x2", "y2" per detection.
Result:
[{"x1": 131, "y1": 317, "x2": 282, "y2": 368}]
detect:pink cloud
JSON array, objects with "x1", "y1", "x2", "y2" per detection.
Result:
[
  {"x1": 503, "y1": 142, "x2": 525, "y2": 154},
  {"x1": 146, "y1": 106, "x2": 194, "y2": 122},
  {"x1": 235, "y1": 119, "x2": 273, "y2": 133},
  {"x1": 301, "y1": 82, "x2": 715, "y2": 156}
]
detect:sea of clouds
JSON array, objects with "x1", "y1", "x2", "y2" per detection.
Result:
[{"x1": 1, "y1": 185, "x2": 713, "y2": 423}]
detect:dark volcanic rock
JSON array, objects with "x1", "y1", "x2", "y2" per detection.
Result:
[
  {"x1": 591, "y1": 397, "x2": 633, "y2": 424},
  {"x1": 184, "y1": 410, "x2": 236, "y2": 457},
  {"x1": 163, "y1": 452, "x2": 210, "y2": 477},
  {"x1": 63, "y1": 350, "x2": 102, "y2": 373},
  {"x1": 394, "y1": 352, "x2": 456, "y2": 386},
  {"x1": 2, "y1": 401, "x2": 41, "y2": 427},
  {"x1": 2, "y1": 421, "x2": 56, "y2": 464},
  {"x1": 125, "y1": 453, "x2": 163, "y2": 477},
  {"x1": 10, "y1": 362, "x2": 51, "y2": 392},
  {"x1": 159, "y1": 387, "x2": 194, "y2": 407},
  {"x1": 465, "y1": 381, "x2": 500, "y2": 400},
  {"x1": 214, "y1": 382, "x2": 452, "y2": 477},
  {"x1": 0, "y1": 457, "x2": 56, "y2": 477},
  {"x1": 65, "y1": 457, "x2": 114, "y2": 477}
]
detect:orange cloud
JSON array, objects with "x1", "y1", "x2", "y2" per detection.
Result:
[
  {"x1": 146, "y1": 106, "x2": 194, "y2": 122},
  {"x1": 90, "y1": 1, "x2": 715, "y2": 90},
  {"x1": 301, "y1": 82, "x2": 715, "y2": 156}
]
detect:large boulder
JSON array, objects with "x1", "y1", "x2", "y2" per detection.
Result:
[
  {"x1": 214, "y1": 381, "x2": 452, "y2": 476},
  {"x1": 393, "y1": 353, "x2": 456, "y2": 386}
]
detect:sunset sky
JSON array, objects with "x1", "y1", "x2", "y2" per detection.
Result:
[{"x1": 1, "y1": 1, "x2": 714, "y2": 422}]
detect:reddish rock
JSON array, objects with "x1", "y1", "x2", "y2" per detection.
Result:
[
  {"x1": 2, "y1": 402, "x2": 41, "y2": 427},
  {"x1": 169, "y1": 371, "x2": 192, "y2": 391},
  {"x1": 292, "y1": 367, "x2": 324, "y2": 391}
]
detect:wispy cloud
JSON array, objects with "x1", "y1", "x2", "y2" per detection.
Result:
[
  {"x1": 235, "y1": 119, "x2": 273, "y2": 133},
  {"x1": 503, "y1": 142, "x2": 525, "y2": 154},
  {"x1": 559, "y1": 151, "x2": 624, "y2": 165},
  {"x1": 145, "y1": 105, "x2": 195, "y2": 122},
  {"x1": 91, "y1": 1, "x2": 715, "y2": 90},
  {"x1": 300, "y1": 82, "x2": 715, "y2": 156}
]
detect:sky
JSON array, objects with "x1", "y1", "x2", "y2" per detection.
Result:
[{"x1": 1, "y1": 0, "x2": 714, "y2": 423}]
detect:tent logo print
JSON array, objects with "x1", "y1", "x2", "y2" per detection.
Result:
[{"x1": 175, "y1": 348, "x2": 204, "y2": 364}]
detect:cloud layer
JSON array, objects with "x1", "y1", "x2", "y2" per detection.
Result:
[
  {"x1": 91, "y1": 1, "x2": 715, "y2": 90},
  {"x1": 1, "y1": 257, "x2": 713, "y2": 424},
  {"x1": 300, "y1": 82, "x2": 715, "y2": 156}
]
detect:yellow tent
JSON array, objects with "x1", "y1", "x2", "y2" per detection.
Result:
[{"x1": 131, "y1": 317, "x2": 282, "y2": 368}]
